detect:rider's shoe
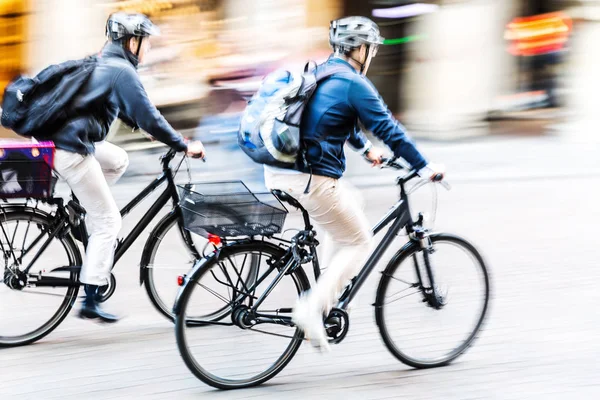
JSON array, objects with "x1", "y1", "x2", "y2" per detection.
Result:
[
  {"x1": 78, "y1": 284, "x2": 119, "y2": 323},
  {"x1": 292, "y1": 296, "x2": 330, "y2": 353}
]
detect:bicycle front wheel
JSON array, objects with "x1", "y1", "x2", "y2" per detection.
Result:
[
  {"x1": 375, "y1": 233, "x2": 490, "y2": 368},
  {"x1": 142, "y1": 212, "x2": 260, "y2": 322},
  {"x1": 175, "y1": 241, "x2": 309, "y2": 390},
  {"x1": 0, "y1": 209, "x2": 81, "y2": 347},
  {"x1": 141, "y1": 212, "x2": 207, "y2": 322}
]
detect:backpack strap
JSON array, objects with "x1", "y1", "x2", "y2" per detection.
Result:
[
  {"x1": 315, "y1": 65, "x2": 348, "y2": 82},
  {"x1": 304, "y1": 60, "x2": 347, "y2": 82},
  {"x1": 300, "y1": 63, "x2": 347, "y2": 194},
  {"x1": 304, "y1": 60, "x2": 318, "y2": 73}
]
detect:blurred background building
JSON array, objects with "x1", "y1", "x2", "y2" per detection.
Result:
[{"x1": 0, "y1": 0, "x2": 597, "y2": 145}]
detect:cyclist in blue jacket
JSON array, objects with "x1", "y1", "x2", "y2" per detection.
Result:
[{"x1": 265, "y1": 16, "x2": 444, "y2": 351}]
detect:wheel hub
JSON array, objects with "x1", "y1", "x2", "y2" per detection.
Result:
[
  {"x1": 3, "y1": 267, "x2": 27, "y2": 290},
  {"x1": 423, "y1": 285, "x2": 448, "y2": 310},
  {"x1": 232, "y1": 305, "x2": 256, "y2": 329}
]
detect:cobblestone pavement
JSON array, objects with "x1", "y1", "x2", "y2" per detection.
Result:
[{"x1": 2, "y1": 135, "x2": 600, "y2": 399}]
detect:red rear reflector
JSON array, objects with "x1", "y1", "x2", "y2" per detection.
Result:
[
  {"x1": 177, "y1": 275, "x2": 185, "y2": 286},
  {"x1": 207, "y1": 234, "x2": 221, "y2": 246}
]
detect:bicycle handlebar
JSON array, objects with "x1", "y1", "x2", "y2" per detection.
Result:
[
  {"x1": 381, "y1": 157, "x2": 450, "y2": 190},
  {"x1": 161, "y1": 148, "x2": 206, "y2": 164}
]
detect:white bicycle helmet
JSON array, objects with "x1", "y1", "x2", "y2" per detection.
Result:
[
  {"x1": 106, "y1": 13, "x2": 160, "y2": 41},
  {"x1": 329, "y1": 16, "x2": 384, "y2": 54}
]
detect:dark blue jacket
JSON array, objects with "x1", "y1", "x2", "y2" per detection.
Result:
[
  {"x1": 47, "y1": 42, "x2": 187, "y2": 154},
  {"x1": 299, "y1": 56, "x2": 427, "y2": 178}
]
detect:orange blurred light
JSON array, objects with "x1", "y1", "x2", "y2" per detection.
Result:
[{"x1": 505, "y1": 12, "x2": 572, "y2": 56}]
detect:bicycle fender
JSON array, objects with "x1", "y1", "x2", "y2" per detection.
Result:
[{"x1": 171, "y1": 252, "x2": 219, "y2": 315}]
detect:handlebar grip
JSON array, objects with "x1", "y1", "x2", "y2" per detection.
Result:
[{"x1": 432, "y1": 173, "x2": 451, "y2": 190}]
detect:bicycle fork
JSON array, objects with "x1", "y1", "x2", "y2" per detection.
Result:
[{"x1": 412, "y1": 230, "x2": 446, "y2": 310}]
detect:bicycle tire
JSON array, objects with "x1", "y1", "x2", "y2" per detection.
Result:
[
  {"x1": 142, "y1": 211, "x2": 260, "y2": 322},
  {"x1": 175, "y1": 240, "x2": 309, "y2": 389},
  {"x1": 0, "y1": 209, "x2": 82, "y2": 347},
  {"x1": 375, "y1": 233, "x2": 490, "y2": 369}
]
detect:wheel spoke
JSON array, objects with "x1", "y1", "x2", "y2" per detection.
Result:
[
  {"x1": 377, "y1": 236, "x2": 490, "y2": 368},
  {"x1": 195, "y1": 281, "x2": 230, "y2": 305},
  {"x1": 146, "y1": 263, "x2": 194, "y2": 270},
  {"x1": 387, "y1": 275, "x2": 417, "y2": 287},
  {"x1": 247, "y1": 327, "x2": 298, "y2": 340},
  {"x1": 383, "y1": 289, "x2": 421, "y2": 305},
  {"x1": 227, "y1": 253, "x2": 252, "y2": 297},
  {"x1": 14, "y1": 288, "x2": 77, "y2": 298},
  {"x1": 0, "y1": 210, "x2": 80, "y2": 347},
  {"x1": 177, "y1": 243, "x2": 305, "y2": 389}
]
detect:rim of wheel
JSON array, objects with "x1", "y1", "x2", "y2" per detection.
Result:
[
  {"x1": 0, "y1": 211, "x2": 80, "y2": 346},
  {"x1": 377, "y1": 235, "x2": 490, "y2": 367},
  {"x1": 176, "y1": 245, "x2": 306, "y2": 389}
]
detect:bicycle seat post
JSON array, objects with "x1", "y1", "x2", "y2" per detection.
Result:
[{"x1": 272, "y1": 190, "x2": 312, "y2": 231}]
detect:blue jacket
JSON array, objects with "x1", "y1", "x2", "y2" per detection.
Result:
[
  {"x1": 299, "y1": 56, "x2": 427, "y2": 178},
  {"x1": 47, "y1": 42, "x2": 187, "y2": 155}
]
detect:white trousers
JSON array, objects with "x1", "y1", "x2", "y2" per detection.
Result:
[
  {"x1": 53, "y1": 142, "x2": 129, "y2": 286},
  {"x1": 264, "y1": 169, "x2": 373, "y2": 313}
]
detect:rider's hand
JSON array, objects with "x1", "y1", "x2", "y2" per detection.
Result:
[
  {"x1": 364, "y1": 146, "x2": 386, "y2": 166},
  {"x1": 186, "y1": 140, "x2": 206, "y2": 159},
  {"x1": 142, "y1": 131, "x2": 156, "y2": 142},
  {"x1": 418, "y1": 163, "x2": 445, "y2": 181}
]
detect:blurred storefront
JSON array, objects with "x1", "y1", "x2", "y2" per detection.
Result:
[
  {"x1": 0, "y1": 0, "x2": 598, "y2": 142},
  {"x1": 0, "y1": 0, "x2": 29, "y2": 138}
]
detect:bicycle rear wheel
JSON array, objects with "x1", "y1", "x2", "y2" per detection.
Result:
[
  {"x1": 175, "y1": 241, "x2": 308, "y2": 390},
  {"x1": 0, "y1": 209, "x2": 81, "y2": 347},
  {"x1": 375, "y1": 233, "x2": 490, "y2": 368}
]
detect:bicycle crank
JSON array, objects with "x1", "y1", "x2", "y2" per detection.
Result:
[
  {"x1": 325, "y1": 308, "x2": 349, "y2": 344},
  {"x1": 95, "y1": 273, "x2": 117, "y2": 303}
]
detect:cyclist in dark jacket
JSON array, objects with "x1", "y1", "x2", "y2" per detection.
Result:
[{"x1": 51, "y1": 13, "x2": 205, "y2": 323}]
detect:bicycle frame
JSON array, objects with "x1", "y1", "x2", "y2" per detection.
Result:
[
  {"x1": 12, "y1": 151, "x2": 198, "y2": 281},
  {"x1": 111, "y1": 164, "x2": 179, "y2": 265},
  {"x1": 254, "y1": 185, "x2": 415, "y2": 310},
  {"x1": 337, "y1": 190, "x2": 414, "y2": 309},
  {"x1": 177, "y1": 172, "x2": 423, "y2": 325}
]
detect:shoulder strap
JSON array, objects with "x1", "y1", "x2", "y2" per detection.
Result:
[
  {"x1": 315, "y1": 65, "x2": 348, "y2": 83},
  {"x1": 304, "y1": 60, "x2": 348, "y2": 83}
]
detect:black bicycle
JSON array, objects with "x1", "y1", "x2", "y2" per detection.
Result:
[
  {"x1": 0, "y1": 148, "x2": 234, "y2": 347},
  {"x1": 173, "y1": 159, "x2": 491, "y2": 389}
]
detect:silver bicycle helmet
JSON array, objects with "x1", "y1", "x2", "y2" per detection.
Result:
[
  {"x1": 329, "y1": 16, "x2": 384, "y2": 54},
  {"x1": 106, "y1": 13, "x2": 160, "y2": 41}
]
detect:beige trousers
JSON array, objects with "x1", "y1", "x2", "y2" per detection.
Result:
[{"x1": 264, "y1": 169, "x2": 373, "y2": 313}]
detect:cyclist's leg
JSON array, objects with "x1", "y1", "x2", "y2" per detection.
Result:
[
  {"x1": 54, "y1": 149, "x2": 121, "y2": 322},
  {"x1": 93, "y1": 141, "x2": 129, "y2": 185},
  {"x1": 265, "y1": 171, "x2": 372, "y2": 349},
  {"x1": 297, "y1": 177, "x2": 373, "y2": 310},
  {"x1": 315, "y1": 183, "x2": 366, "y2": 277}
]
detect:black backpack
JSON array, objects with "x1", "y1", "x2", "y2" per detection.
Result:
[{"x1": 0, "y1": 55, "x2": 98, "y2": 138}]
